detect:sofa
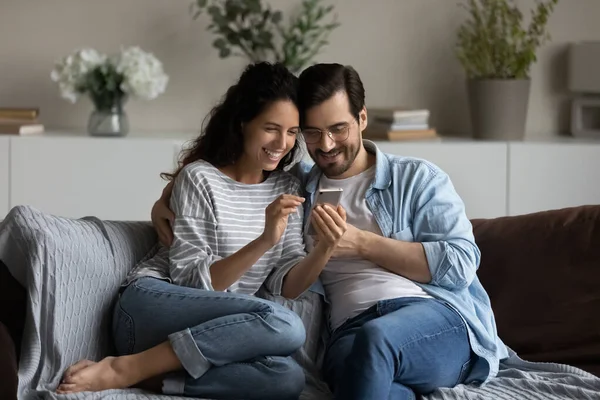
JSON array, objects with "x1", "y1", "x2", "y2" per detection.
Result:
[{"x1": 1, "y1": 204, "x2": 599, "y2": 399}]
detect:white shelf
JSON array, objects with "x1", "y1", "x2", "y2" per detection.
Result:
[
  {"x1": 508, "y1": 141, "x2": 600, "y2": 215},
  {"x1": 10, "y1": 135, "x2": 179, "y2": 221},
  {"x1": 2, "y1": 133, "x2": 600, "y2": 221}
]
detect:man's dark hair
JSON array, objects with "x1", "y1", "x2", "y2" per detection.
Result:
[
  {"x1": 297, "y1": 63, "x2": 365, "y2": 126},
  {"x1": 163, "y1": 62, "x2": 300, "y2": 180}
]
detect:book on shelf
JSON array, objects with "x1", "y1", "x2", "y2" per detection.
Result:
[
  {"x1": 363, "y1": 106, "x2": 437, "y2": 141},
  {"x1": 0, "y1": 119, "x2": 44, "y2": 135},
  {"x1": 0, "y1": 107, "x2": 39, "y2": 121},
  {"x1": 0, "y1": 106, "x2": 44, "y2": 135},
  {"x1": 363, "y1": 125, "x2": 439, "y2": 142},
  {"x1": 368, "y1": 107, "x2": 430, "y2": 126}
]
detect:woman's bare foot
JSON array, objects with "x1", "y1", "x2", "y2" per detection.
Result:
[
  {"x1": 56, "y1": 356, "x2": 139, "y2": 394},
  {"x1": 56, "y1": 341, "x2": 182, "y2": 394}
]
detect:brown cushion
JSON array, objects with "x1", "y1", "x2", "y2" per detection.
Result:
[
  {"x1": 472, "y1": 205, "x2": 600, "y2": 377},
  {"x1": 0, "y1": 322, "x2": 17, "y2": 400}
]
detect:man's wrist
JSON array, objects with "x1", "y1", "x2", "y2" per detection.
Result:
[
  {"x1": 358, "y1": 230, "x2": 374, "y2": 259},
  {"x1": 314, "y1": 241, "x2": 336, "y2": 258}
]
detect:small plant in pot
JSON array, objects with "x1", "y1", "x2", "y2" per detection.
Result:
[
  {"x1": 456, "y1": 0, "x2": 558, "y2": 140},
  {"x1": 190, "y1": 0, "x2": 340, "y2": 75}
]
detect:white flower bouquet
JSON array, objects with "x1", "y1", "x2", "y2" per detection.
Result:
[
  {"x1": 50, "y1": 46, "x2": 169, "y2": 135},
  {"x1": 51, "y1": 46, "x2": 168, "y2": 105}
]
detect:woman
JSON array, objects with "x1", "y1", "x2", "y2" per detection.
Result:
[{"x1": 56, "y1": 62, "x2": 346, "y2": 400}]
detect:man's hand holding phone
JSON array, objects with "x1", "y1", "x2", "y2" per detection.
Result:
[
  {"x1": 309, "y1": 188, "x2": 367, "y2": 259},
  {"x1": 313, "y1": 221, "x2": 366, "y2": 259},
  {"x1": 311, "y1": 204, "x2": 347, "y2": 250},
  {"x1": 309, "y1": 188, "x2": 347, "y2": 250}
]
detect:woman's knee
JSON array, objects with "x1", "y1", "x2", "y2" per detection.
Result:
[{"x1": 270, "y1": 306, "x2": 306, "y2": 352}]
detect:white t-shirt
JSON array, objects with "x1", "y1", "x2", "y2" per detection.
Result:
[{"x1": 305, "y1": 166, "x2": 431, "y2": 331}]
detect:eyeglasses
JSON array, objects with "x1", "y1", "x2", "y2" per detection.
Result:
[{"x1": 301, "y1": 120, "x2": 355, "y2": 144}]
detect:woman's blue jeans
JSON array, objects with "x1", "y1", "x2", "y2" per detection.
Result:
[{"x1": 112, "y1": 277, "x2": 306, "y2": 399}]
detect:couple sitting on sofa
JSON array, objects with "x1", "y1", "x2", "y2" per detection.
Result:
[{"x1": 56, "y1": 61, "x2": 509, "y2": 400}]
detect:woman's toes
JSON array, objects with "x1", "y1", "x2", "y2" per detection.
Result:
[
  {"x1": 56, "y1": 383, "x2": 78, "y2": 393},
  {"x1": 64, "y1": 359, "x2": 94, "y2": 379}
]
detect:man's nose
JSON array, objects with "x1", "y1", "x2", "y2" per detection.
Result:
[{"x1": 318, "y1": 131, "x2": 336, "y2": 152}]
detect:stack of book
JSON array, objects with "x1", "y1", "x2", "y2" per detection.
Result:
[
  {"x1": 0, "y1": 107, "x2": 44, "y2": 135},
  {"x1": 363, "y1": 107, "x2": 438, "y2": 141}
]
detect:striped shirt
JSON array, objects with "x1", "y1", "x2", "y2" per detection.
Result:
[{"x1": 124, "y1": 160, "x2": 307, "y2": 296}]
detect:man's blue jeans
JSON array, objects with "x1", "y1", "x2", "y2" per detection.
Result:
[
  {"x1": 112, "y1": 277, "x2": 306, "y2": 399},
  {"x1": 323, "y1": 297, "x2": 474, "y2": 400}
]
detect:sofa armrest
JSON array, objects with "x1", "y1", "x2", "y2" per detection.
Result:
[{"x1": 0, "y1": 321, "x2": 18, "y2": 400}]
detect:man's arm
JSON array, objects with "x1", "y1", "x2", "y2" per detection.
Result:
[
  {"x1": 353, "y1": 229, "x2": 431, "y2": 283},
  {"x1": 408, "y1": 168, "x2": 480, "y2": 290},
  {"x1": 324, "y1": 168, "x2": 479, "y2": 291}
]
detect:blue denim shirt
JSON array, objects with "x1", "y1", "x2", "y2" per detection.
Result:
[{"x1": 292, "y1": 140, "x2": 509, "y2": 384}]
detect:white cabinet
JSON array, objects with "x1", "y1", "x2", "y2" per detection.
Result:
[
  {"x1": 10, "y1": 136, "x2": 178, "y2": 220},
  {"x1": 4, "y1": 133, "x2": 600, "y2": 221},
  {"x1": 508, "y1": 141, "x2": 600, "y2": 215},
  {"x1": 0, "y1": 137, "x2": 9, "y2": 218},
  {"x1": 377, "y1": 142, "x2": 508, "y2": 219}
]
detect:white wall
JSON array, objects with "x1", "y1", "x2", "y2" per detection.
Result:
[{"x1": 1, "y1": 0, "x2": 600, "y2": 138}]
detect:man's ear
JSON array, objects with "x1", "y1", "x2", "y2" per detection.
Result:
[{"x1": 359, "y1": 106, "x2": 368, "y2": 131}]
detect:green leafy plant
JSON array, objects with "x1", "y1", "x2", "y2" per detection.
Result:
[
  {"x1": 190, "y1": 0, "x2": 340, "y2": 74},
  {"x1": 455, "y1": 0, "x2": 558, "y2": 80}
]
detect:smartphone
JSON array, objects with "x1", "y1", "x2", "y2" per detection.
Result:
[{"x1": 307, "y1": 188, "x2": 343, "y2": 236}]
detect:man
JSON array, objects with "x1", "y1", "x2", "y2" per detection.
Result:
[{"x1": 152, "y1": 63, "x2": 508, "y2": 400}]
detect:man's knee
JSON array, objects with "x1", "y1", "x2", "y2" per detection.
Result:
[{"x1": 354, "y1": 319, "x2": 391, "y2": 352}]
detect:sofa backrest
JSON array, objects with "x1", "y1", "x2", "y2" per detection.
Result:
[{"x1": 472, "y1": 205, "x2": 600, "y2": 377}]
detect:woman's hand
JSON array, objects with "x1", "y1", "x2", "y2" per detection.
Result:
[
  {"x1": 311, "y1": 204, "x2": 347, "y2": 249},
  {"x1": 151, "y1": 181, "x2": 176, "y2": 247},
  {"x1": 260, "y1": 195, "x2": 305, "y2": 247}
]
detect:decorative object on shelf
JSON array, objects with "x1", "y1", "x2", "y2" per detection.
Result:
[
  {"x1": 455, "y1": 0, "x2": 558, "y2": 140},
  {"x1": 568, "y1": 41, "x2": 600, "y2": 138},
  {"x1": 51, "y1": 47, "x2": 169, "y2": 136},
  {"x1": 190, "y1": 0, "x2": 340, "y2": 74}
]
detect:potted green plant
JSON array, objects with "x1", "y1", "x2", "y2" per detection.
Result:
[
  {"x1": 456, "y1": 0, "x2": 558, "y2": 140},
  {"x1": 190, "y1": 0, "x2": 340, "y2": 74}
]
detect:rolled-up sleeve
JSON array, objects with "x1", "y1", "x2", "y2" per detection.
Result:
[
  {"x1": 168, "y1": 165, "x2": 222, "y2": 290},
  {"x1": 413, "y1": 169, "x2": 481, "y2": 291}
]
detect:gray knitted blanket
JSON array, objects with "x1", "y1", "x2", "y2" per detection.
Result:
[{"x1": 1, "y1": 205, "x2": 599, "y2": 400}]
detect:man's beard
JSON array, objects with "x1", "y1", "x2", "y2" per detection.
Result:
[{"x1": 313, "y1": 143, "x2": 359, "y2": 178}]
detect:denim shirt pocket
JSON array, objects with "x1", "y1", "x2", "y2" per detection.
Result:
[{"x1": 391, "y1": 226, "x2": 414, "y2": 242}]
